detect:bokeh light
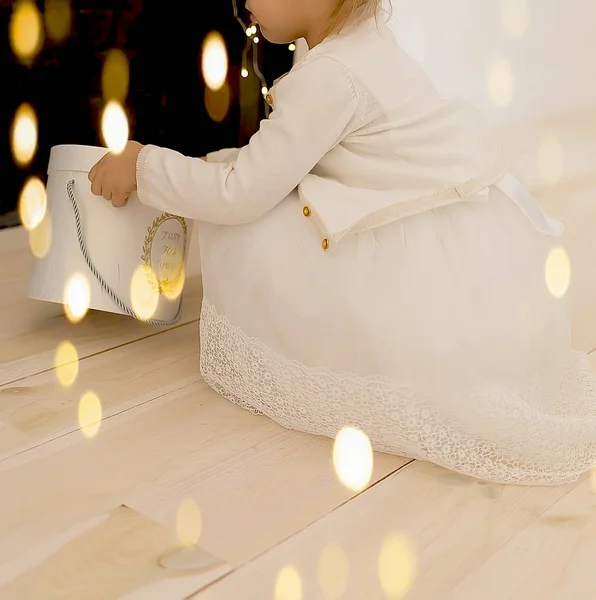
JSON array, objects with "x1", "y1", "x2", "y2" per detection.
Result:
[
  {"x1": 11, "y1": 103, "x2": 38, "y2": 167},
  {"x1": 318, "y1": 543, "x2": 349, "y2": 598},
  {"x1": 288, "y1": 43, "x2": 296, "y2": 52},
  {"x1": 486, "y1": 57, "x2": 515, "y2": 107},
  {"x1": 176, "y1": 498, "x2": 202, "y2": 547},
  {"x1": 538, "y1": 133, "x2": 564, "y2": 186},
  {"x1": 63, "y1": 272, "x2": 91, "y2": 323},
  {"x1": 28, "y1": 211, "x2": 52, "y2": 258},
  {"x1": 101, "y1": 100, "x2": 129, "y2": 154},
  {"x1": 502, "y1": 0, "x2": 530, "y2": 37},
  {"x1": 202, "y1": 31, "x2": 228, "y2": 91},
  {"x1": 44, "y1": 0, "x2": 72, "y2": 43},
  {"x1": 9, "y1": 0, "x2": 44, "y2": 63},
  {"x1": 130, "y1": 265, "x2": 160, "y2": 321},
  {"x1": 544, "y1": 245, "x2": 571, "y2": 299},
  {"x1": 241, "y1": 68, "x2": 249, "y2": 78},
  {"x1": 275, "y1": 565, "x2": 303, "y2": 600},
  {"x1": 162, "y1": 262, "x2": 186, "y2": 301},
  {"x1": 78, "y1": 391, "x2": 102, "y2": 438},
  {"x1": 378, "y1": 534, "x2": 417, "y2": 599},
  {"x1": 19, "y1": 176, "x2": 47, "y2": 231},
  {"x1": 333, "y1": 426, "x2": 374, "y2": 492},
  {"x1": 55, "y1": 340, "x2": 79, "y2": 387},
  {"x1": 101, "y1": 48, "x2": 130, "y2": 101},
  {"x1": 205, "y1": 84, "x2": 232, "y2": 124}
]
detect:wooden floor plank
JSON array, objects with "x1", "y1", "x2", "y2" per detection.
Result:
[
  {"x1": 449, "y1": 474, "x2": 596, "y2": 600},
  {"x1": 0, "y1": 422, "x2": 30, "y2": 458},
  {"x1": 190, "y1": 462, "x2": 575, "y2": 600},
  {"x1": 0, "y1": 506, "x2": 230, "y2": 600},
  {"x1": 0, "y1": 323, "x2": 201, "y2": 459},
  {"x1": 0, "y1": 381, "x2": 405, "y2": 598}
]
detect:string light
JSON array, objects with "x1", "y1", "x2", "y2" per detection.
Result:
[
  {"x1": 231, "y1": 0, "x2": 270, "y2": 115},
  {"x1": 289, "y1": 43, "x2": 296, "y2": 51}
]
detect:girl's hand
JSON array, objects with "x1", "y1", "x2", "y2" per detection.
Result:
[{"x1": 88, "y1": 141, "x2": 144, "y2": 207}]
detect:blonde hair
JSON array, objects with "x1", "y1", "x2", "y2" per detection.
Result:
[{"x1": 328, "y1": 0, "x2": 383, "y2": 35}]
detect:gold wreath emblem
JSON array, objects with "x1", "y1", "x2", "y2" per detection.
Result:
[{"x1": 141, "y1": 213, "x2": 188, "y2": 296}]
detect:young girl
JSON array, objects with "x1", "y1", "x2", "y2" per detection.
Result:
[{"x1": 89, "y1": 0, "x2": 596, "y2": 485}]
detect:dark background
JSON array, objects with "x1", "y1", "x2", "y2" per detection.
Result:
[{"x1": 1, "y1": 0, "x2": 294, "y2": 223}]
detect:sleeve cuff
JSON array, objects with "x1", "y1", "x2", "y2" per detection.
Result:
[{"x1": 135, "y1": 143, "x2": 157, "y2": 206}]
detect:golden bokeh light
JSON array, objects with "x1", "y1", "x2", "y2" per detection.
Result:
[
  {"x1": 253, "y1": 36, "x2": 260, "y2": 44},
  {"x1": 538, "y1": 133, "x2": 564, "y2": 186},
  {"x1": 9, "y1": 0, "x2": 44, "y2": 62},
  {"x1": 44, "y1": 0, "x2": 72, "y2": 43},
  {"x1": 78, "y1": 391, "x2": 102, "y2": 438},
  {"x1": 333, "y1": 426, "x2": 374, "y2": 492},
  {"x1": 176, "y1": 498, "x2": 203, "y2": 547},
  {"x1": 162, "y1": 262, "x2": 186, "y2": 301},
  {"x1": 130, "y1": 265, "x2": 160, "y2": 321},
  {"x1": 101, "y1": 100, "x2": 129, "y2": 154},
  {"x1": 205, "y1": 84, "x2": 232, "y2": 124},
  {"x1": 261, "y1": 86, "x2": 268, "y2": 96},
  {"x1": 55, "y1": 340, "x2": 79, "y2": 387},
  {"x1": 202, "y1": 31, "x2": 228, "y2": 91},
  {"x1": 28, "y1": 210, "x2": 52, "y2": 258},
  {"x1": 486, "y1": 57, "x2": 515, "y2": 107},
  {"x1": 378, "y1": 534, "x2": 417, "y2": 599},
  {"x1": 502, "y1": 0, "x2": 530, "y2": 37},
  {"x1": 289, "y1": 43, "x2": 296, "y2": 52},
  {"x1": 275, "y1": 565, "x2": 303, "y2": 600},
  {"x1": 102, "y1": 48, "x2": 130, "y2": 101},
  {"x1": 318, "y1": 543, "x2": 349, "y2": 599},
  {"x1": 63, "y1": 272, "x2": 91, "y2": 323},
  {"x1": 19, "y1": 176, "x2": 47, "y2": 231},
  {"x1": 11, "y1": 103, "x2": 38, "y2": 167},
  {"x1": 241, "y1": 68, "x2": 249, "y2": 78},
  {"x1": 544, "y1": 245, "x2": 571, "y2": 299}
]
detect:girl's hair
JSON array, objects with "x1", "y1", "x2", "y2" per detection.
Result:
[{"x1": 328, "y1": 0, "x2": 383, "y2": 35}]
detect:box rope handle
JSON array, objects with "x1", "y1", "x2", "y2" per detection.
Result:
[{"x1": 66, "y1": 179, "x2": 183, "y2": 326}]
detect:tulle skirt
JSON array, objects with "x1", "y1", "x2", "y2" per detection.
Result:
[{"x1": 197, "y1": 174, "x2": 596, "y2": 485}]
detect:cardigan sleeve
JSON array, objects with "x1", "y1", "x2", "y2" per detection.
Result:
[
  {"x1": 205, "y1": 147, "x2": 241, "y2": 163},
  {"x1": 135, "y1": 57, "x2": 360, "y2": 224}
]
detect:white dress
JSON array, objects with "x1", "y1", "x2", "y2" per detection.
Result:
[
  {"x1": 196, "y1": 179, "x2": 596, "y2": 486},
  {"x1": 136, "y1": 16, "x2": 596, "y2": 485}
]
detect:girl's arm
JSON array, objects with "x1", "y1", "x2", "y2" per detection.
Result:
[{"x1": 135, "y1": 56, "x2": 360, "y2": 225}]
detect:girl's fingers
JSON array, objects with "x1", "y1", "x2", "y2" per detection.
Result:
[
  {"x1": 90, "y1": 173, "x2": 103, "y2": 197},
  {"x1": 111, "y1": 192, "x2": 129, "y2": 208}
]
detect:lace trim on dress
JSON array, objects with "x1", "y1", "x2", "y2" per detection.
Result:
[{"x1": 199, "y1": 298, "x2": 596, "y2": 485}]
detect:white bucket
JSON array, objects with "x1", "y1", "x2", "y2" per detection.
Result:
[{"x1": 28, "y1": 144, "x2": 193, "y2": 324}]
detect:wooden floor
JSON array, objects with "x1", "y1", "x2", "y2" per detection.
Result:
[{"x1": 1, "y1": 115, "x2": 595, "y2": 598}]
